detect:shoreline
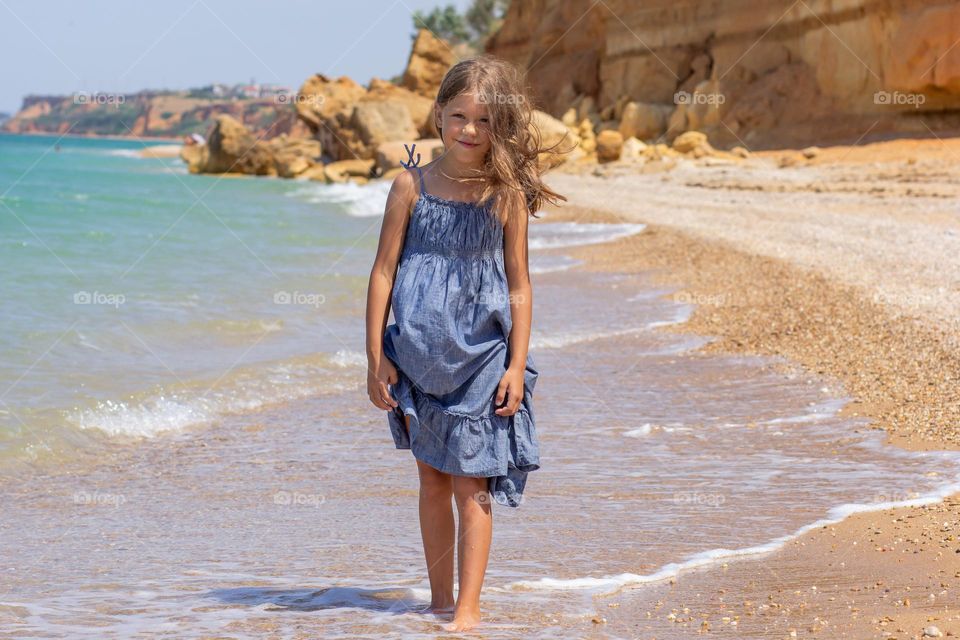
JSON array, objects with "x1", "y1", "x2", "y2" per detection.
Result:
[
  {"x1": 539, "y1": 149, "x2": 960, "y2": 636},
  {"x1": 0, "y1": 130, "x2": 185, "y2": 143},
  {"x1": 2, "y1": 136, "x2": 958, "y2": 634}
]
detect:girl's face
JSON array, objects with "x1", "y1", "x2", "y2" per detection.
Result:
[{"x1": 435, "y1": 92, "x2": 491, "y2": 164}]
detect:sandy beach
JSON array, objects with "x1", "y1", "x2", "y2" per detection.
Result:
[
  {"x1": 541, "y1": 136, "x2": 960, "y2": 638},
  {"x1": 2, "y1": 132, "x2": 959, "y2": 637}
]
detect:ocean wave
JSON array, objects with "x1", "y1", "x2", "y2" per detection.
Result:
[
  {"x1": 500, "y1": 476, "x2": 960, "y2": 596},
  {"x1": 530, "y1": 321, "x2": 702, "y2": 351},
  {"x1": 530, "y1": 254, "x2": 583, "y2": 274},
  {"x1": 65, "y1": 354, "x2": 358, "y2": 438},
  {"x1": 285, "y1": 180, "x2": 391, "y2": 217},
  {"x1": 528, "y1": 222, "x2": 646, "y2": 250},
  {"x1": 106, "y1": 149, "x2": 146, "y2": 159}
]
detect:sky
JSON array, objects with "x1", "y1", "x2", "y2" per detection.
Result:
[{"x1": 0, "y1": 0, "x2": 472, "y2": 114}]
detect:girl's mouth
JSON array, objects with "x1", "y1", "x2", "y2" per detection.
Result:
[{"x1": 457, "y1": 140, "x2": 479, "y2": 148}]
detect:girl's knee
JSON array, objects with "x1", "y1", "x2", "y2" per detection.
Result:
[
  {"x1": 417, "y1": 460, "x2": 452, "y2": 491},
  {"x1": 452, "y1": 475, "x2": 490, "y2": 503}
]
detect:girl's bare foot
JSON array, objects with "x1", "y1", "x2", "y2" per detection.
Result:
[
  {"x1": 415, "y1": 602, "x2": 455, "y2": 616},
  {"x1": 441, "y1": 606, "x2": 481, "y2": 631}
]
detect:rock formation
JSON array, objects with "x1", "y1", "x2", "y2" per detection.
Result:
[
  {"x1": 180, "y1": 114, "x2": 321, "y2": 178},
  {"x1": 401, "y1": 29, "x2": 457, "y2": 98},
  {"x1": 486, "y1": 0, "x2": 960, "y2": 149}
]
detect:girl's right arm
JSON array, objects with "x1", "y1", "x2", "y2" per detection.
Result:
[{"x1": 365, "y1": 169, "x2": 417, "y2": 410}]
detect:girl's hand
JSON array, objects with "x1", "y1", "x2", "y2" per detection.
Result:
[
  {"x1": 494, "y1": 366, "x2": 525, "y2": 416},
  {"x1": 368, "y1": 356, "x2": 400, "y2": 411}
]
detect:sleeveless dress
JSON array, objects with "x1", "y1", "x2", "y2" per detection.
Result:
[{"x1": 382, "y1": 144, "x2": 541, "y2": 508}]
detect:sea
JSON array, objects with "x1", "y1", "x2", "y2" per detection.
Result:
[{"x1": 1, "y1": 133, "x2": 958, "y2": 638}]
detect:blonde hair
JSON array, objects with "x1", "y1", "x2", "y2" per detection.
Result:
[{"x1": 433, "y1": 54, "x2": 571, "y2": 223}]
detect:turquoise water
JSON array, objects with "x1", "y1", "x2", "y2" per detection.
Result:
[
  {"x1": 0, "y1": 133, "x2": 387, "y2": 466},
  {"x1": 0, "y1": 133, "x2": 649, "y2": 469},
  {"x1": 3, "y1": 133, "x2": 960, "y2": 638}
]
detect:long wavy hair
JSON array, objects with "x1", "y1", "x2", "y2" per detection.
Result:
[{"x1": 432, "y1": 54, "x2": 571, "y2": 224}]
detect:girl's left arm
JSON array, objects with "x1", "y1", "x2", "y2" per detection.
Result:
[{"x1": 495, "y1": 202, "x2": 533, "y2": 416}]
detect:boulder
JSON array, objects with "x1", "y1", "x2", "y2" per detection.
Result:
[
  {"x1": 295, "y1": 73, "x2": 435, "y2": 161},
  {"x1": 596, "y1": 130, "x2": 623, "y2": 162},
  {"x1": 532, "y1": 109, "x2": 580, "y2": 166},
  {"x1": 179, "y1": 143, "x2": 206, "y2": 173},
  {"x1": 576, "y1": 117, "x2": 597, "y2": 156},
  {"x1": 269, "y1": 136, "x2": 322, "y2": 178},
  {"x1": 194, "y1": 114, "x2": 276, "y2": 175},
  {"x1": 619, "y1": 102, "x2": 672, "y2": 141},
  {"x1": 621, "y1": 136, "x2": 648, "y2": 160},
  {"x1": 316, "y1": 159, "x2": 376, "y2": 183},
  {"x1": 351, "y1": 102, "x2": 419, "y2": 151},
  {"x1": 295, "y1": 74, "x2": 367, "y2": 132},
  {"x1": 401, "y1": 28, "x2": 455, "y2": 98},
  {"x1": 672, "y1": 131, "x2": 715, "y2": 157},
  {"x1": 366, "y1": 79, "x2": 436, "y2": 138}
]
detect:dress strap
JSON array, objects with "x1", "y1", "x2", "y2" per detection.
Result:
[{"x1": 400, "y1": 143, "x2": 427, "y2": 195}]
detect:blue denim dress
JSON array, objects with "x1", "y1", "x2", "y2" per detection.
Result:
[{"x1": 383, "y1": 144, "x2": 541, "y2": 508}]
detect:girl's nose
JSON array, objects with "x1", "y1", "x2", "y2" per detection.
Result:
[{"x1": 464, "y1": 121, "x2": 477, "y2": 136}]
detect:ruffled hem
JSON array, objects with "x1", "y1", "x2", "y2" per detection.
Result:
[{"x1": 387, "y1": 371, "x2": 540, "y2": 508}]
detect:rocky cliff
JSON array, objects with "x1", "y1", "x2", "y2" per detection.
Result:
[
  {"x1": 1, "y1": 92, "x2": 309, "y2": 140},
  {"x1": 486, "y1": 0, "x2": 960, "y2": 148}
]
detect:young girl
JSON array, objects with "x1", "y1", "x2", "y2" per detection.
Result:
[{"x1": 365, "y1": 55, "x2": 568, "y2": 632}]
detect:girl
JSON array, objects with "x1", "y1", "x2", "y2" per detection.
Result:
[{"x1": 365, "y1": 54, "x2": 568, "y2": 632}]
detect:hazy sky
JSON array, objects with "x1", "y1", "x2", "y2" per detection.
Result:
[{"x1": 0, "y1": 0, "x2": 472, "y2": 114}]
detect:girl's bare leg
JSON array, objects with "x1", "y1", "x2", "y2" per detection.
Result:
[
  {"x1": 406, "y1": 415, "x2": 456, "y2": 613},
  {"x1": 443, "y1": 474, "x2": 492, "y2": 631}
]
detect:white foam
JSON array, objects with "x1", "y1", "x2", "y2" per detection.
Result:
[
  {"x1": 107, "y1": 149, "x2": 145, "y2": 159},
  {"x1": 66, "y1": 356, "x2": 354, "y2": 438},
  {"x1": 68, "y1": 396, "x2": 219, "y2": 438},
  {"x1": 623, "y1": 423, "x2": 653, "y2": 438},
  {"x1": 330, "y1": 349, "x2": 367, "y2": 368},
  {"x1": 529, "y1": 254, "x2": 583, "y2": 274},
  {"x1": 285, "y1": 180, "x2": 390, "y2": 217},
  {"x1": 530, "y1": 326, "x2": 649, "y2": 349},
  {"x1": 502, "y1": 476, "x2": 960, "y2": 597},
  {"x1": 646, "y1": 304, "x2": 694, "y2": 327},
  {"x1": 528, "y1": 222, "x2": 646, "y2": 250}
]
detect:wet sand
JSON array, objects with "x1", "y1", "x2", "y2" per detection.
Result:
[
  {"x1": 542, "y1": 137, "x2": 960, "y2": 638},
  {"x1": 3, "y1": 136, "x2": 959, "y2": 638}
]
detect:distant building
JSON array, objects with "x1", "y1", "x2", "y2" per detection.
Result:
[{"x1": 259, "y1": 84, "x2": 293, "y2": 98}]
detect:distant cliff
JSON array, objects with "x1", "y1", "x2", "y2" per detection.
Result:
[
  {"x1": 485, "y1": 0, "x2": 960, "y2": 148},
  {"x1": 1, "y1": 91, "x2": 309, "y2": 140}
]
